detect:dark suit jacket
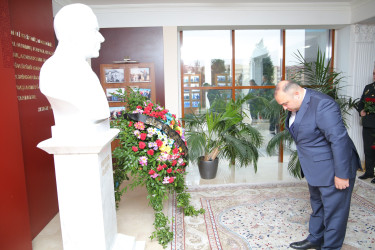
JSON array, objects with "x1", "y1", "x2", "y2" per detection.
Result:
[
  {"x1": 286, "y1": 89, "x2": 361, "y2": 186},
  {"x1": 356, "y1": 81, "x2": 375, "y2": 128}
]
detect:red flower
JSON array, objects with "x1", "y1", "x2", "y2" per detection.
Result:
[
  {"x1": 172, "y1": 114, "x2": 176, "y2": 119},
  {"x1": 173, "y1": 147, "x2": 179, "y2": 154},
  {"x1": 139, "y1": 141, "x2": 146, "y2": 149},
  {"x1": 167, "y1": 168, "x2": 172, "y2": 173},
  {"x1": 172, "y1": 160, "x2": 177, "y2": 166},
  {"x1": 372, "y1": 145, "x2": 375, "y2": 150},
  {"x1": 147, "y1": 149, "x2": 154, "y2": 156},
  {"x1": 157, "y1": 165, "x2": 163, "y2": 171},
  {"x1": 181, "y1": 162, "x2": 186, "y2": 166},
  {"x1": 168, "y1": 177, "x2": 175, "y2": 183},
  {"x1": 156, "y1": 139, "x2": 163, "y2": 147},
  {"x1": 132, "y1": 146, "x2": 138, "y2": 152},
  {"x1": 149, "y1": 169, "x2": 155, "y2": 175},
  {"x1": 136, "y1": 106, "x2": 143, "y2": 109},
  {"x1": 140, "y1": 133, "x2": 147, "y2": 140},
  {"x1": 128, "y1": 121, "x2": 133, "y2": 127},
  {"x1": 162, "y1": 164, "x2": 167, "y2": 169}
]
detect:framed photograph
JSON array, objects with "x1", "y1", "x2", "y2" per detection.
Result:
[
  {"x1": 183, "y1": 76, "x2": 189, "y2": 83},
  {"x1": 192, "y1": 101, "x2": 200, "y2": 108},
  {"x1": 109, "y1": 107, "x2": 125, "y2": 120},
  {"x1": 218, "y1": 82, "x2": 227, "y2": 87},
  {"x1": 130, "y1": 67, "x2": 150, "y2": 82},
  {"x1": 190, "y1": 83, "x2": 199, "y2": 87},
  {"x1": 105, "y1": 68, "x2": 124, "y2": 83},
  {"x1": 139, "y1": 88, "x2": 151, "y2": 99},
  {"x1": 184, "y1": 101, "x2": 190, "y2": 108},
  {"x1": 184, "y1": 93, "x2": 190, "y2": 100},
  {"x1": 131, "y1": 87, "x2": 151, "y2": 100},
  {"x1": 192, "y1": 93, "x2": 200, "y2": 100},
  {"x1": 106, "y1": 88, "x2": 124, "y2": 102}
]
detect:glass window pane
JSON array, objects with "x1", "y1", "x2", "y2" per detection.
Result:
[
  {"x1": 182, "y1": 30, "x2": 232, "y2": 87},
  {"x1": 285, "y1": 29, "x2": 330, "y2": 81},
  {"x1": 235, "y1": 30, "x2": 281, "y2": 87}
]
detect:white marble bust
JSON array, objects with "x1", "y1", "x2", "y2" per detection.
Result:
[{"x1": 40, "y1": 4, "x2": 109, "y2": 139}]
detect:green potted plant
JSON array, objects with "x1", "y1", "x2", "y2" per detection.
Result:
[{"x1": 183, "y1": 95, "x2": 263, "y2": 179}]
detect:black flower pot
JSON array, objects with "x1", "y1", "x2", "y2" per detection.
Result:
[{"x1": 198, "y1": 156, "x2": 219, "y2": 179}]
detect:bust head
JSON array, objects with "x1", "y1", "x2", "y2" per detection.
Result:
[{"x1": 54, "y1": 3, "x2": 104, "y2": 59}]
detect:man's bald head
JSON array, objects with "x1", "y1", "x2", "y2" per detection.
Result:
[{"x1": 275, "y1": 80, "x2": 305, "y2": 112}]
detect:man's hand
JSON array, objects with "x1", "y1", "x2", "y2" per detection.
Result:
[
  {"x1": 360, "y1": 110, "x2": 367, "y2": 117},
  {"x1": 334, "y1": 176, "x2": 349, "y2": 190}
]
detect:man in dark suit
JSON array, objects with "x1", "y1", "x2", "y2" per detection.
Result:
[
  {"x1": 275, "y1": 80, "x2": 361, "y2": 250},
  {"x1": 356, "y1": 69, "x2": 375, "y2": 183}
]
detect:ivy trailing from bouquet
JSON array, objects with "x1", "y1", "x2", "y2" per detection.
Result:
[{"x1": 110, "y1": 87, "x2": 204, "y2": 248}]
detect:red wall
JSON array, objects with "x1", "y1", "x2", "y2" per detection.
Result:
[
  {"x1": 0, "y1": 1, "x2": 32, "y2": 249},
  {"x1": 0, "y1": 0, "x2": 58, "y2": 247},
  {"x1": 91, "y1": 27, "x2": 165, "y2": 106}
]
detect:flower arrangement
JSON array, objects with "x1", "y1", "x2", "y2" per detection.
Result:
[
  {"x1": 111, "y1": 88, "x2": 204, "y2": 248},
  {"x1": 364, "y1": 97, "x2": 375, "y2": 114}
]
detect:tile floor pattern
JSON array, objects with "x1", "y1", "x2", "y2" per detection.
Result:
[{"x1": 32, "y1": 156, "x2": 372, "y2": 250}]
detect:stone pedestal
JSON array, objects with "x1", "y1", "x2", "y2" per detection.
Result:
[{"x1": 38, "y1": 127, "x2": 138, "y2": 250}]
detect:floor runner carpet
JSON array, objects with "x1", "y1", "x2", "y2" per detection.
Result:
[{"x1": 171, "y1": 181, "x2": 375, "y2": 250}]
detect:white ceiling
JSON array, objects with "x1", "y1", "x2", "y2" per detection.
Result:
[
  {"x1": 52, "y1": 0, "x2": 375, "y2": 27},
  {"x1": 54, "y1": 0, "x2": 366, "y2": 6}
]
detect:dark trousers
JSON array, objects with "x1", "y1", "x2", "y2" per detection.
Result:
[
  {"x1": 306, "y1": 178, "x2": 355, "y2": 249},
  {"x1": 363, "y1": 127, "x2": 375, "y2": 175}
]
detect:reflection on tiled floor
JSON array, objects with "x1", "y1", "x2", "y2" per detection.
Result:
[{"x1": 32, "y1": 156, "x2": 371, "y2": 250}]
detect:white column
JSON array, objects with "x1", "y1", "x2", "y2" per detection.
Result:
[
  {"x1": 338, "y1": 24, "x2": 375, "y2": 161},
  {"x1": 163, "y1": 26, "x2": 180, "y2": 118}
]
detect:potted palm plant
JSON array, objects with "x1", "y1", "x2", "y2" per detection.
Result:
[
  {"x1": 265, "y1": 49, "x2": 358, "y2": 178},
  {"x1": 183, "y1": 95, "x2": 263, "y2": 179}
]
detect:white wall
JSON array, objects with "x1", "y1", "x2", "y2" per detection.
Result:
[
  {"x1": 163, "y1": 26, "x2": 180, "y2": 118},
  {"x1": 91, "y1": 3, "x2": 351, "y2": 28},
  {"x1": 336, "y1": 24, "x2": 375, "y2": 162}
]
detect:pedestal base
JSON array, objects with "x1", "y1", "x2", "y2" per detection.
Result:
[{"x1": 37, "y1": 128, "x2": 142, "y2": 250}]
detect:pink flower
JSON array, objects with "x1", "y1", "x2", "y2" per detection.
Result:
[
  {"x1": 172, "y1": 160, "x2": 177, "y2": 166},
  {"x1": 167, "y1": 168, "x2": 172, "y2": 173},
  {"x1": 157, "y1": 165, "x2": 163, "y2": 171},
  {"x1": 168, "y1": 177, "x2": 175, "y2": 183},
  {"x1": 134, "y1": 121, "x2": 145, "y2": 130},
  {"x1": 147, "y1": 149, "x2": 154, "y2": 156},
  {"x1": 151, "y1": 173, "x2": 159, "y2": 179},
  {"x1": 139, "y1": 156, "x2": 148, "y2": 167},
  {"x1": 132, "y1": 146, "x2": 138, "y2": 152}
]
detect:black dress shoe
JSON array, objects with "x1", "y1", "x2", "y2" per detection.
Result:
[
  {"x1": 290, "y1": 239, "x2": 321, "y2": 249},
  {"x1": 358, "y1": 173, "x2": 375, "y2": 180},
  {"x1": 371, "y1": 178, "x2": 375, "y2": 184}
]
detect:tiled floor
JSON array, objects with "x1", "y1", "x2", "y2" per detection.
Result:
[{"x1": 32, "y1": 155, "x2": 372, "y2": 250}]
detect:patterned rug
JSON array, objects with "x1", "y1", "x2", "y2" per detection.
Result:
[{"x1": 170, "y1": 181, "x2": 375, "y2": 250}]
